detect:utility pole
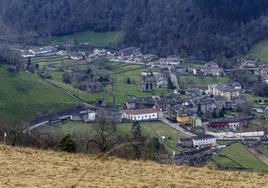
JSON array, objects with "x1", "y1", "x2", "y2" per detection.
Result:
[
  {"x1": 172, "y1": 150, "x2": 175, "y2": 163},
  {"x1": 3, "y1": 132, "x2": 7, "y2": 145}
]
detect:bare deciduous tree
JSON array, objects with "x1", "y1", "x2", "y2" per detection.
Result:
[{"x1": 87, "y1": 110, "x2": 118, "y2": 152}]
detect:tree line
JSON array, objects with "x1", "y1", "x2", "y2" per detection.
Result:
[{"x1": 0, "y1": 111, "x2": 166, "y2": 161}]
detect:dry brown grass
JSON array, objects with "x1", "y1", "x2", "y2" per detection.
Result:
[{"x1": 0, "y1": 145, "x2": 268, "y2": 188}]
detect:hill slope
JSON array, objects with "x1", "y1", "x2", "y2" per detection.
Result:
[
  {"x1": 0, "y1": 145, "x2": 267, "y2": 188},
  {"x1": 0, "y1": 65, "x2": 77, "y2": 126},
  {"x1": 249, "y1": 38, "x2": 268, "y2": 64}
]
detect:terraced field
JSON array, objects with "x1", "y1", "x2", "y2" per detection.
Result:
[
  {"x1": 178, "y1": 75, "x2": 230, "y2": 88},
  {"x1": 48, "y1": 63, "x2": 172, "y2": 105}
]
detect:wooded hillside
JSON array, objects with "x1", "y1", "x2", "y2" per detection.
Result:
[{"x1": 1, "y1": 0, "x2": 268, "y2": 60}]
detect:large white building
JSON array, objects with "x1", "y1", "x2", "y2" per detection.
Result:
[
  {"x1": 192, "y1": 134, "x2": 216, "y2": 148},
  {"x1": 29, "y1": 46, "x2": 56, "y2": 56},
  {"x1": 122, "y1": 108, "x2": 159, "y2": 121}
]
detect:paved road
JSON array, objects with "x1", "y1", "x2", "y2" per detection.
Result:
[
  {"x1": 169, "y1": 67, "x2": 180, "y2": 90},
  {"x1": 44, "y1": 79, "x2": 95, "y2": 108},
  {"x1": 159, "y1": 113, "x2": 195, "y2": 137}
]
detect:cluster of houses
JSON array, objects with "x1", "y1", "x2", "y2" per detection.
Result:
[
  {"x1": 164, "y1": 82, "x2": 246, "y2": 123},
  {"x1": 115, "y1": 47, "x2": 158, "y2": 65},
  {"x1": 239, "y1": 58, "x2": 268, "y2": 83},
  {"x1": 159, "y1": 57, "x2": 182, "y2": 66},
  {"x1": 138, "y1": 70, "x2": 170, "y2": 92},
  {"x1": 187, "y1": 62, "x2": 225, "y2": 77},
  {"x1": 207, "y1": 83, "x2": 240, "y2": 101},
  {"x1": 87, "y1": 47, "x2": 158, "y2": 65}
]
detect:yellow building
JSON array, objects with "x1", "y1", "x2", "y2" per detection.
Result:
[{"x1": 177, "y1": 116, "x2": 192, "y2": 125}]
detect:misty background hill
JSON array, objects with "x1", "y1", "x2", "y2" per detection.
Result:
[{"x1": 1, "y1": 0, "x2": 268, "y2": 60}]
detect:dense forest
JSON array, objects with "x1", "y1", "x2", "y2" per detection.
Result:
[{"x1": 1, "y1": 0, "x2": 268, "y2": 60}]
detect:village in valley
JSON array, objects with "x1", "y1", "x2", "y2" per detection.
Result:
[{"x1": 11, "y1": 40, "x2": 268, "y2": 171}]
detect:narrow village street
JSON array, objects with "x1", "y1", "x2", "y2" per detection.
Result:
[{"x1": 159, "y1": 112, "x2": 196, "y2": 137}]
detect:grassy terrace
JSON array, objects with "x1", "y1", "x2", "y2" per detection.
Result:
[
  {"x1": 259, "y1": 146, "x2": 268, "y2": 157},
  {"x1": 243, "y1": 93, "x2": 267, "y2": 107},
  {"x1": 212, "y1": 156, "x2": 242, "y2": 169},
  {"x1": 47, "y1": 31, "x2": 124, "y2": 47},
  {"x1": 0, "y1": 65, "x2": 77, "y2": 126},
  {"x1": 178, "y1": 75, "x2": 230, "y2": 88},
  {"x1": 249, "y1": 38, "x2": 268, "y2": 64},
  {"x1": 214, "y1": 143, "x2": 268, "y2": 172},
  {"x1": 29, "y1": 55, "x2": 69, "y2": 68},
  {"x1": 49, "y1": 63, "x2": 172, "y2": 105},
  {"x1": 248, "y1": 119, "x2": 268, "y2": 128}
]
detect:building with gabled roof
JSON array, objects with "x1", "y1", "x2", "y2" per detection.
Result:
[
  {"x1": 208, "y1": 83, "x2": 240, "y2": 101},
  {"x1": 204, "y1": 62, "x2": 221, "y2": 76},
  {"x1": 122, "y1": 108, "x2": 159, "y2": 121},
  {"x1": 191, "y1": 134, "x2": 216, "y2": 148}
]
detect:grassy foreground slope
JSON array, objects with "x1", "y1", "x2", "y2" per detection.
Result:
[
  {"x1": 0, "y1": 145, "x2": 268, "y2": 188},
  {"x1": 0, "y1": 65, "x2": 77, "y2": 125}
]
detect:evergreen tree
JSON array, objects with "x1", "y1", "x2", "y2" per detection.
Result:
[
  {"x1": 126, "y1": 78, "x2": 131, "y2": 84},
  {"x1": 219, "y1": 107, "x2": 225, "y2": 118},
  {"x1": 131, "y1": 121, "x2": 142, "y2": 159},
  {"x1": 58, "y1": 134, "x2": 76, "y2": 153},
  {"x1": 212, "y1": 109, "x2": 217, "y2": 118},
  {"x1": 167, "y1": 76, "x2": 175, "y2": 90}
]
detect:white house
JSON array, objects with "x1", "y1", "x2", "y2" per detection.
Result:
[
  {"x1": 141, "y1": 72, "x2": 152, "y2": 77},
  {"x1": 232, "y1": 82, "x2": 242, "y2": 90},
  {"x1": 192, "y1": 134, "x2": 216, "y2": 148},
  {"x1": 70, "y1": 110, "x2": 96, "y2": 122},
  {"x1": 21, "y1": 50, "x2": 36, "y2": 58},
  {"x1": 86, "y1": 110, "x2": 96, "y2": 122},
  {"x1": 122, "y1": 108, "x2": 159, "y2": 121},
  {"x1": 69, "y1": 52, "x2": 84, "y2": 61}
]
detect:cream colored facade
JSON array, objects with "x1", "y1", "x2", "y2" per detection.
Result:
[{"x1": 208, "y1": 84, "x2": 239, "y2": 101}]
